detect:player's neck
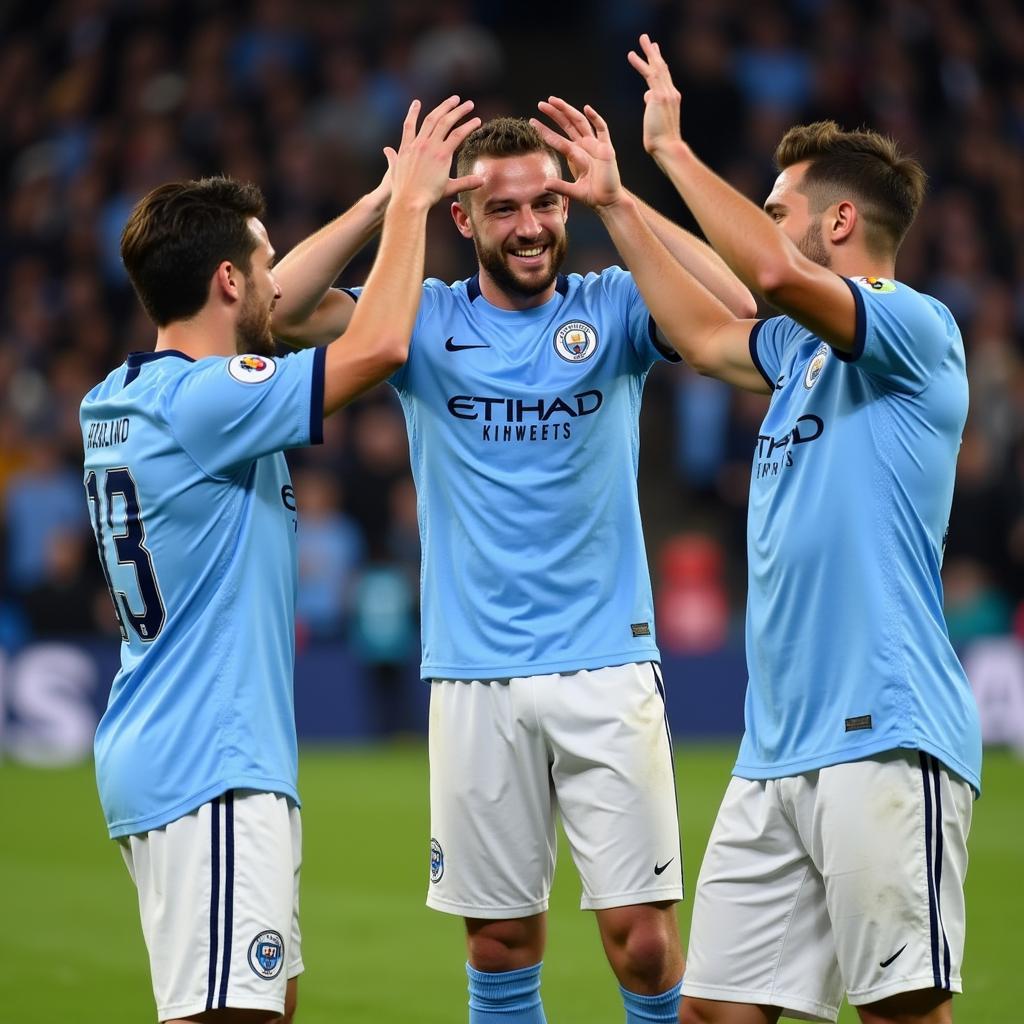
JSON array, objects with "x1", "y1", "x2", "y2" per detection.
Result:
[
  {"x1": 830, "y1": 248, "x2": 895, "y2": 281},
  {"x1": 476, "y1": 269, "x2": 557, "y2": 311},
  {"x1": 154, "y1": 310, "x2": 237, "y2": 361}
]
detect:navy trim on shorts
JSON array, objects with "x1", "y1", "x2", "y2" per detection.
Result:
[
  {"x1": 206, "y1": 795, "x2": 221, "y2": 1010},
  {"x1": 651, "y1": 663, "x2": 684, "y2": 889},
  {"x1": 219, "y1": 790, "x2": 235, "y2": 1008},
  {"x1": 920, "y1": 752, "x2": 952, "y2": 990}
]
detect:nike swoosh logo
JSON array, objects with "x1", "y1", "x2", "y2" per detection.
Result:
[
  {"x1": 879, "y1": 944, "x2": 907, "y2": 968},
  {"x1": 654, "y1": 858, "x2": 674, "y2": 876},
  {"x1": 445, "y1": 337, "x2": 490, "y2": 351}
]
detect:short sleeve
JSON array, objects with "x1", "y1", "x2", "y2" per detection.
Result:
[
  {"x1": 170, "y1": 347, "x2": 326, "y2": 478},
  {"x1": 600, "y1": 267, "x2": 679, "y2": 370},
  {"x1": 389, "y1": 280, "x2": 440, "y2": 393},
  {"x1": 749, "y1": 315, "x2": 795, "y2": 389},
  {"x1": 835, "y1": 278, "x2": 958, "y2": 395}
]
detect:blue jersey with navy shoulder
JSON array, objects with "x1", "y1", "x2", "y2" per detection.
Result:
[
  {"x1": 81, "y1": 346, "x2": 326, "y2": 837},
  {"x1": 741, "y1": 276, "x2": 981, "y2": 790},
  {"x1": 383, "y1": 269, "x2": 673, "y2": 679}
]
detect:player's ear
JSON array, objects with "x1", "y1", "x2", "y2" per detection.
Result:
[
  {"x1": 831, "y1": 200, "x2": 857, "y2": 244},
  {"x1": 451, "y1": 201, "x2": 474, "y2": 239},
  {"x1": 212, "y1": 260, "x2": 241, "y2": 302}
]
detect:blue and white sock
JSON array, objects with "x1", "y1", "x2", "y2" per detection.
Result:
[
  {"x1": 467, "y1": 961, "x2": 546, "y2": 1022},
  {"x1": 620, "y1": 980, "x2": 682, "y2": 1023}
]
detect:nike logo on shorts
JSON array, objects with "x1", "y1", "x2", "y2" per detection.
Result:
[
  {"x1": 654, "y1": 858, "x2": 674, "y2": 876},
  {"x1": 879, "y1": 943, "x2": 908, "y2": 968}
]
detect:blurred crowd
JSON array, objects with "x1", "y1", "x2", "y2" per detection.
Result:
[{"x1": 1, "y1": 0, "x2": 1022, "y2": 659}]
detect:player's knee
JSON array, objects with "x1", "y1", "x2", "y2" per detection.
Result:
[
  {"x1": 604, "y1": 913, "x2": 682, "y2": 989},
  {"x1": 466, "y1": 916, "x2": 545, "y2": 973}
]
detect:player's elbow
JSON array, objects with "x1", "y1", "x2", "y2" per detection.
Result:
[
  {"x1": 753, "y1": 251, "x2": 806, "y2": 306},
  {"x1": 733, "y1": 289, "x2": 759, "y2": 320}
]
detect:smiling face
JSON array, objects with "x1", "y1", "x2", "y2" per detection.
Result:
[
  {"x1": 235, "y1": 217, "x2": 281, "y2": 356},
  {"x1": 452, "y1": 151, "x2": 569, "y2": 309}
]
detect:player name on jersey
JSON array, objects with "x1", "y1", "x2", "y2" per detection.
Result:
[{"x1": 86, "y1": 417, "x2": 131, "y2": 449}]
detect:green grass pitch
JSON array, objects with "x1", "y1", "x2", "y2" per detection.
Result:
[{"x1": 1, "y1": 743, "x2": 1018, "y2": 1022}]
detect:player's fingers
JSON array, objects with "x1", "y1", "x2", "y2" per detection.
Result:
[
  {"x1": 419, "y1": 94, "x2": 461, "y2": 137},
  {"x1": 546, "y1": 96, "x2": 594, "y2": 139},
  {"x1": 583, "y1": 104, "x2": 611, "y2": 140},
  {"x1": 399, "y1": 99, "x2": 421, "y2": 148},
  {"x1": 444, "y1": 173, "x2": 484, "y2": 197},
  {"x1": 528, "y1": 117, "x2": 574, "y2": 156},
  {"x1": 543, "y1": 176, "x2": 581, "y2": 201},
  {"x1": 382, "y1": 146, "x2": 398, "y2": 171},
  {"x1": 537, "y1": 99, "x2": 578, "y2": 140},
  {"x1": 444, "y1": 116, "x2": 482, "y2": 153},
  {"x1": 436, "y1": 99, "x2": 477, "y2": 140},
  {"x1": 627, "y1": 50, "x2": 652, "y2": 79}
]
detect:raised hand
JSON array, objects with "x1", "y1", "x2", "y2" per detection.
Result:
[
  {"x1": 390, "y1": 95, "x2": 483, "y2": 210},
  {"x1": 627, "y1": 33, "x2": 683, "y2": 156},
  {"x1": 529, "y1": 97, "x2": 623, "y2": 209}
]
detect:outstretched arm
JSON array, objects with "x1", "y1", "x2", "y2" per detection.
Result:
[
  {"x1": 628, "y1": 34, "x2": 856, "y2": 351},
  {"x1": 537, "y1": 97, "x2": 755, "y2": 319},
  {"x1": 272, "y1": 164, "x2": 394, "y2": 348},
  {"x1": 531, "y1": 100, "x2": 768, "y2": 393},
  {"x1": 322, "y1": 96, "x2": 482, "y2": 414}
]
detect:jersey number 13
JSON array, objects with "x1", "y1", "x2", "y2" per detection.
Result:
[{"x1": 85, "y1": 467, "x2": 167, "y2": 643}]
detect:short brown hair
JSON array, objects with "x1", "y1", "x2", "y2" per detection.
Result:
[
  {"x1": 120, "y1": 176, "x2": 266, "y2": 326},
  {"x1": 774, "y1": 121, "x2": 926, "y2": 257},
  {"x1": 455, "y1": 117, "x2": 562, "y2": 206}
]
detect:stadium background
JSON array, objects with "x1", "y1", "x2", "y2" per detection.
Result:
[{"x1": 0, "y1": 0, "x2": 1021, "y2": 1021}]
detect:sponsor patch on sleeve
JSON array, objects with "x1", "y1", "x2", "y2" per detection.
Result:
[
  {"x1": 854, "y1": 276, "x2": 896, "y2": 294},
  {"x1": 228, "y1": 354, "x2": 278, "y2": 384}
]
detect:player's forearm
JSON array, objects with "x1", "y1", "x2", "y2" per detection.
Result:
[
  {"x1": 273, "y1": 189, "x2": 389, "y2": 347},
  {"x1": 650, "y1": 141, "x2": 801, "y2": 300},
  {"x1": 628, "y1": 189, "x2": 757, "y2": 318},
  {"x1": 597, "y1": 194, "x2": 736, "y2": 364},
  {"x1": 321, "y1": 197, "x2": 427, "y2": 415}
]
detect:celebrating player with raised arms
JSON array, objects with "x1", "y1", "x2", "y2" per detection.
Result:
[
  {"x1": 271, "y1": 109, "x2": 755, "y2": 1020},
  {"x1": 531, "y1": 33, "x2": 981, "y2": 1024},
  {"x1": 81, "y1": 95, "x2": 481, "y2": 1024}
]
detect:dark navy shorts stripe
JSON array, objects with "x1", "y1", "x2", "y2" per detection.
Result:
[
  {"x1": 651, "y1": 663, "x2": 683, "y2": 890},
  {"x1": 206, "y1": 795, "x2": 221, "y2": 1009},
  {"x1": 920, "y1": 753, "x2": 952, "y2": 990},
  {"x1": 219, "y1": 790, "x2": 235, "y2": 1008}
]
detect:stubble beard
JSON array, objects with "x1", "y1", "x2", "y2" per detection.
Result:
[
  {"x1": 236, "y1": 279, "x2": 276, "y2": 357},
  {"x1": 475, "y1": 229, "x2": 569, "y2": 301},
  {"x1": 797, "y1": 219, "x2": 832, "y2": 269}
]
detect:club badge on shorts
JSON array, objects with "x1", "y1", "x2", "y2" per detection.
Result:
[
  {"x1": 553, "y1": 320, "x2": 599, "y2": 363},
  {"x1": 430, "y1": 838, "x2": 444, "y2": 883},
  {"x1": 248, "y1": 930, "x2": 285, "y2": 979}
]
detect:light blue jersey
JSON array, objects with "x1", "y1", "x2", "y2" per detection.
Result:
[
  {"x1": 379, "y1": 269, "x2": 673, "y2": 679},
  {"x1": 81, "y1": 346, "x2": 326, "y2": 837},
  {"x1": 741, "y1": 276, "x2": 981, "y2": 791}
]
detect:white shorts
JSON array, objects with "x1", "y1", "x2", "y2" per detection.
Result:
[
  {"x1": 119, "y1": 789, "x2": 303, "y2": 1021},
  {"x1": 683, "y1": 751, "x2": 973, "y2": 1022},
  {"x1": 426, "y1": 662, "x2": 683, "y2": 918}
]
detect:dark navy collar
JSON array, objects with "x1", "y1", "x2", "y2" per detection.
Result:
[
  {"x1": 466, "y1": 273, "x2": 569, "y2": 303},
  {"x1": 126, "y1": 349, "x2": 196, "y2": 366}
]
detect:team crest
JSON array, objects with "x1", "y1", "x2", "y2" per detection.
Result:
[
  {"x1": 553, "y1": 320, "x2": 598, "y2": 363},
  {"x1": 855, "y1": 275, "x2": 896, "y2": 293},
  {"x1": 247, "y1": 930, "x2": 285, "y2": 979},
  {"x1": 228, "y1": 353, "x2": 278, "y2": 384},
  {"x1": 804, "y1": 343, "x2": 829, "y2": 389},
  {"x1": 430, "y1": 838, "x2": 444, "y2": 883}
]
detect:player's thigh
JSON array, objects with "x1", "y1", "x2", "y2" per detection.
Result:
[
  {"x1": 683, "y1": 777, "x2": 842, "y2": 1023},
  {"x1": 548, "y1": 662, "x2": 683, "y2": 910},
  {"x1": 427, "y1": 678, "x2": 556, "y2": 918},
  {"x1": 810, "y1": 752, "x2": 973, "y2": 1008},
  {"x1": 122, "y1": 790, "x2": 301, "y2": 1022}
]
